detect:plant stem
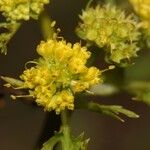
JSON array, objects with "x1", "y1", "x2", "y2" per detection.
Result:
[
  {"x1": 40, "y1": 11, "x2": 55, "y2": 40},
  {"x1": 61, "y1": 110, "x2": 72, "y2": 150},
  {"x1": 86, "y1": 0, "x2": 93, "y2": 9}
]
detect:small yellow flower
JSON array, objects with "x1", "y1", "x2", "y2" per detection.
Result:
[
  {"x1": 83, "y1": 67, "x2": 101, "y2": 85},
  {"x1": 76, "y1": 4, "x2": 140, "y2": 64},
  {"x1": 129, "y1": 0, "x2": 150, "y2": 20},
  {"x1": 9, "y1": 39, "x2": 102, "y2": 113},
  {"x1": 129, "y1": 0, "x2": 150, "y2": 47},
  {"x1": 0, "y1": 0, "x2": 49, "y2": 21},
  {"x1": 129, "y1": 0, "x2": 150, "y2": 29}
]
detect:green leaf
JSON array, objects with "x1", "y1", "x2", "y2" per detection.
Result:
[
  {"x1": 72, "y1": 133, "x2": 90, "y2": 150},
  {"x1": 78, "y1": 101, "x2": 139, "y2": 122},
  {"x1": 41, "y1": 133, "x2": 62, "y2": 150},
  {"x1": 1, "y1": 76, "x2": 24, "y2": 88},
  {"x1": 60, "y1": 132, "x2": 89, "y2": 150},
  {"x1": 90, "y1": 83, "x2": 119, "y2": 96},
  {"x1": 126, "y1": 81, "x2": 150, "y2": 105},
  {"x1": 0, "y1": 22, "x2": 20, "y2": 54}
]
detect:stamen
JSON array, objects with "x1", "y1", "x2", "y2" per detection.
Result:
[
  {"x1": 101, "y1": 65, "x2": 115, "y2": 73},
  {"x1": 11, "y1": 95, "x2": 33, "y2": 100}
]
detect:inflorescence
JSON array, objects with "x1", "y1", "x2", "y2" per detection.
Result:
[
  {"x1": 0, "y1": 0, "x2": 50, "y2": 22},
  {"x1": 129, "y1": 0, "x2": 150, "y2": 47},
  {"x1": 76, "y1": 4, "x2": 141, "y2": 65},
  {"x1": 8, "y1": 39, "x2": 102, "y2": 114},
  {"x1": 0, "y1": 0, "x2": 50, "y2": 54}
]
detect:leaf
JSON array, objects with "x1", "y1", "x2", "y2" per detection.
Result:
[
  {"x1": 78, "y1": 101, "x2": 139, "y2": 122},
  {"x1": 0, "y1": 22, "x2": 20, "y2": 54},
  {"x1": 72, "y1": 133, "x2": 90, "y2": 150},
  {"x1": 133, "y1": 92, "x2": 150, "y2": 105},
  {"x1": 90, "y1": 83, "x2": 119, "y2": 96},
  {"x1": 41, "y1": 133, "x2": 62, "y2": 150},
  {"x1": 126, "y1": 81, "x2": 150, "y2": 106},
  {"x1": 1, "y1": 76, "x2": 24, "y2": 88},
  {"x1": 89, "y1": 102, "x2": 139, "y2": 122},
  {"x1": 60, "y1": 132, "x2": 89, "y2": 150}
]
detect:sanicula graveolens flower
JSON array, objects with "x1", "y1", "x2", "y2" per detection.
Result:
[
  {"x1": 0, "y1": 2, "x2": 141, "y2": 149},
  {"x1": 76, "y1": 4, "x2": 141, "y2": 65},
  {"x1": 129, "y1": 0, "x2": 150, "y2": 47},
  {"x1": 129, "y1": 0, "x2": 150, "y2": 20},
  {"x1": 4, "y1": 39, "x2": 102, "y2": 114},
  {"x1": 0, "y1": 0, "x2": 50, "y2": 22},
  {"x1": 0, "y1": 0, "x2": 50, "y2": 54}
]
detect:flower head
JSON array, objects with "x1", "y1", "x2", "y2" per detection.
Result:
[
  {"x1": 76, "y1": 4, "x2": 140, "y2": 65},
  {"x1": 0, "y1": 0, "x2": 49, "y2": 22},
  {"x1": 129, "y1": 0, "x2": 150, "y2": 20},
  {"x1": 16, "y1": 39, "x2": 101, "y2": 113},
  {"x1": 129, "y1": 0, "x2": 150, "y2": 47}
]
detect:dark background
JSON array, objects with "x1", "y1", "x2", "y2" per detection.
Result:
[{"x1": 0, "y1": 0, "x2": 150, "y2": 150}]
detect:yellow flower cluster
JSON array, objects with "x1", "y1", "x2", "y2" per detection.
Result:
[
  {"x1": 129, "y1": 0, "x2": 150, "y2": 47},
  {"x1": 19, "y1": 39, "x2": 101, "y2": 113},
  {"x1": 129, "y1": 0, "x2": 150, "y2": 20},
  {"x1": 76, "y1": 4, "x2": 140, "y2": 64},
  {"x1": 0, "y1": 0, "x2": 49, "y2": 22}
]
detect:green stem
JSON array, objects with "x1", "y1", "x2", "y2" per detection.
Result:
[
  {"x1": 86, "y1": 0, "x2": 93, "y2": 9},
  {"x1": 61, "y1": 110, "x2": 72, "y2": 150},
  {"x1": 40, "y1": 11, "x2": 55, "y2": 40}
]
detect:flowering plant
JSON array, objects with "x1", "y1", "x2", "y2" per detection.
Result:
[{"x1": 0, "y1": 0, "x2": 150, "y2": 149}]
